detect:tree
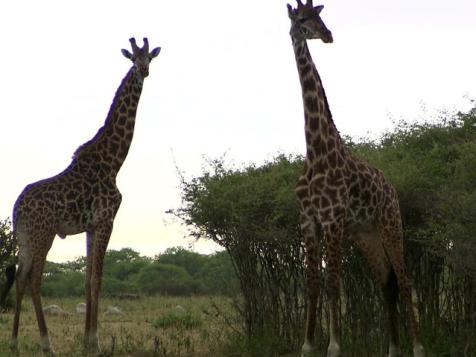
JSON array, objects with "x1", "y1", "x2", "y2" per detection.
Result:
[
  {"x1": 0, "y1": 219, "x2": 16, "y2": 307},
  {"x1": 173, "y1": 155, "x2": 306, "y2": 353},
  {"x1": 136, "y1": 262, "x2": 195, "y2": 296},
  {"x1": 175, "y1": 106, "x2": 476, "y2": 355},
  {"x1": 0, "y1": 219, "x2": 16, "y2": 269}
]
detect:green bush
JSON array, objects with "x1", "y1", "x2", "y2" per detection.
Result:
[{"x1": 152, "y1": 309, "x2": 202, "y2": 330}]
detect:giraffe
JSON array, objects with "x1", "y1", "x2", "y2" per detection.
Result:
[
  {"x1": 1, "y1": 37, "x2": 160, "y2": 355},
  {"x1": 287, "y1": 2, "x2": 425, "y2": 356}
]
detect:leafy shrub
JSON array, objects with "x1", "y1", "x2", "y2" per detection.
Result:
[{"x1": 152, "y1": 309, "x2": 202, "y2": 330}]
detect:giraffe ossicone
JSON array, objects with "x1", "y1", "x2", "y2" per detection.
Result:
[
  {"x1": 0, "y1": 37, "x2": 161, "y2": 355},
  {"x1": 287, "y1": 2, "x2": 424, "y2": 357}
]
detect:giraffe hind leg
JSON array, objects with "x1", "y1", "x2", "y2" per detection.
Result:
[
  {"x1": 30, "y1": 251, "x2": 55, "y2": 355},
  {"x1": 351, "y1": 226, "x2": 401, "y2": 357},
  {"x1": 11, "y1": 254, "x2": 32, "y2": 351},
  {"x1": 380, "y1": 225, "x2": 425, "y2": 357},
  {"x1": 383, "y1": 269, "x2": 401, "y2": 357}
]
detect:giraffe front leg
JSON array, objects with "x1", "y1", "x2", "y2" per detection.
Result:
[
  {"x1": 300, "y1": 211, "x2": 321, "y2": 357},
  {"x1": 322, "y1": 219, "x2": 344, "y2": 357},
  {"x1": 84, "y1": 233, "x2": 93, "y2": 350},
  {"x1": 86, "y1": 223, "x2": 113, "y2": 354},
  {"x1": 30, "y1": 240, "x2": 56, "y2": 356}
]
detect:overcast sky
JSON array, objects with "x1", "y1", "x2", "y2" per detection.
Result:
[{"x1": 1, "y1": 0, "x2": 475, "y2": 262}]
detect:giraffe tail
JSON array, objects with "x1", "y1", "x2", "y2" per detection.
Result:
[{"x1": 0, "y1": 264, "x2": 16, "y2": 310}]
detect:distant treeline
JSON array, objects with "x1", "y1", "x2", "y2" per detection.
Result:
[{"x1": 40, "y1": 247, "x2": 239, "y2": 297}]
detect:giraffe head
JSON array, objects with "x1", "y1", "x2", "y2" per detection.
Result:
[
  {"x1": 287, "y1": 1, "x2": 333, "y2": 43},
  {"x1": 121, "y1": 37, "x2": 161, "y2": 79}
]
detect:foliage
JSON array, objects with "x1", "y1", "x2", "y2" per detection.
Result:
[
  {"x1": 0, "y1": 219, "x2": 16, "y2": 269},
  {"x1": 0, "y1": 219, "x2": 16, "y2": 307},
  {"x1": 350, "y1": 109, "x2": 476, "y2": 354},
  {"x1": 39, "y1": 247, "x2": 238, "y2": 298},
  {"x1": 172, "y1": 154, "x2": 306, "y2": 354},
  {"x1": 175, "y1": 107, "x2": 476, "y2": 355},
  {"x1": 152, "y1": 308, "x2": 203, "y2": 330}
]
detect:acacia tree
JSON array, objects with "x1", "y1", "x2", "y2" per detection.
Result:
[
  {"x1": 173, "y1": 155, "x2": 306, "y2": 353},
  {"x1": 349, "y1": 108, "x2": 476, "y2": 354},
  {"x1": 0, "y1": 219, "x2": 17, "y2": 307},
  {"x1": 175, "y1": 106, "x2": 476, "y2": 356},
  {"x1": 0, "y1": 219, "x2": 16, "y2": 267}
]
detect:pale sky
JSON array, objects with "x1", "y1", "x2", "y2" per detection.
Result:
[{"x1": 1, "y1": 0, "x2": 475, "y2": 262}]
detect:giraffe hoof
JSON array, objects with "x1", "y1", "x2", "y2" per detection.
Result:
[
  {"x1": 388, "y1": 344, "x2": 401, "y2": 357},
  {"x1": 327, "y1": 341, "x2": 340, "y2": 357},
  {"x1": 9, "y1": 339, "x2": 18, "y2": 353},
  {"x1": 43, "y1": 349, "x2": 56, "y2": 357},
  {"x1": 413, "y1": 344, "x2": 425, "y2": 357},
  {"x1": 85, "y1": 342, "x2": 101, "y2": 355},
  {"x1": 301, "y1": 342, "x2": 316, "y2": 357}
]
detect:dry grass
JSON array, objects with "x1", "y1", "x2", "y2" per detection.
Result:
[{"x1": 0, "y1": 295, "x2": 236, "y2": 357}]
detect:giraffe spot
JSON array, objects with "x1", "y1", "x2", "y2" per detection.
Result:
[
  {"x1": 117, "y1": 115, "x2": 126, "y2": 126},
  {"x1": 306, "y1": 149, "x2": 315, "y2": 162},
  {"x1": 66, "y1": 190, "x2": 78, "y2": 201},
  {"x1": 305, "y1": 97, "x2": 319, "y2": 114},
  {"x1": 327, "y1": 151, "x2": 337, "y2": 168},
  {"x1": 357, "y1": 163, "x2": 367, "y2": 172},
  {"x1": 110, "y1": 141, "x2": 119, "y2": 154},
  {"x1": 308, "y1": 115, "x2": 319, "y2": 131},
  {"x1": 303, "y1": 78, "x2": 317, "y2": 92},
  {"x1": 315, "y1": 159, "x2": 328, "y2": 173},
  {"x1": 127, "y1": 109, "x2": 136, "y2": 117},
  {"x1": 347, "y1": 160, "x2": 357, "y2": 172},
  {"x1": 115, "y1": 127, "x2": 125, "y2": 137},
  {"x1": 119, "y1": 104, "x2": 127, "y2": 114},
  {"x1": 324, "y1": 186, "x2": 338, "y2": 201},
  {"x1": 310, "y1": 175, "x2": 325, "y2": 188},
  {"x1": 299, "y1": 64, "x2": 312, "y2": 77},
  {"x1": 126, "y1": 121, "x2": 134, "y2": 131},
  {"x1": 295, "y1": 187, "x2": 308, "y2": 200},
  {"x1": 297, "y1": 57, "x2": 307, "y2": 65},
  {"x1": 320, "y1": 195, "x2": 331, "y2": 209},
  {"x1": 119, "y1": 142, "x2": 129, "y2": 158},
  {"x1": 319, "y1": 207, "x2": 332, "y2": 222},
  {"x1": 336, "y1": 152, "x2": 345, "y2": 167}
]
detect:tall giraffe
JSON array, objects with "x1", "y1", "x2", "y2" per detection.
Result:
[
  {"x1": 287, "y1": 2, "x2": 424, "y2": 357},
  {"x1": 2, "y1": 38, "x2": 160, "y2": 354}
]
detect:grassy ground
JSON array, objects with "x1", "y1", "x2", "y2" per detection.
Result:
[{"x1": 0, "y1": 296, "x2": 236, "y2": 357}]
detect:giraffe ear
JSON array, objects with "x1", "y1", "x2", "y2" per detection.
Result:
[
  {"x1": 149, "y1": 47, "x2": 161, "y2": 59},
  {"x1": 121, "y1": 49, "x2": 133, "y2": 60},
  {"x1": 314, "y1": 5, "x2": 324, "y2": 14}
]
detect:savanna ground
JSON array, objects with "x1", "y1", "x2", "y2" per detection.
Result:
[{"x1": 0, "y1": 296, "x2": 243, "y2": 357}]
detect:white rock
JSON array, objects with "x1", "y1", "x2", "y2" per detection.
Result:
[
  {"x1": 76, "y1": 302, "x2": 87, "y2": 314},
  {"x1": 43, "y1": 304, "x2": 67, "y2": 316},
  {"x1": 174, "y1": 305, "x2": 186, "y2": 314},
  {"x1": 104, "y1": 305, "x2": 123, "y2": 315}
]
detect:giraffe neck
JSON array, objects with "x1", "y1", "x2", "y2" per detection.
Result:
[
  {"x1": 292, "y1": 39, "x2": 344, "y2": 164},
  {"x1": 73, "y1": 67, "x2": 144, "y2": 176}
]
